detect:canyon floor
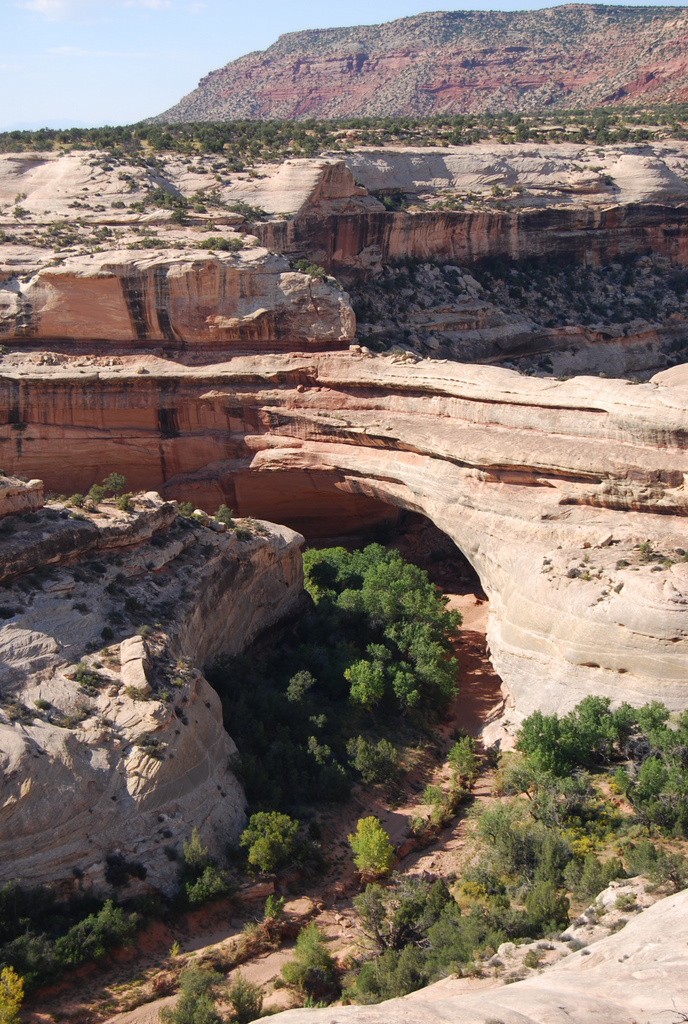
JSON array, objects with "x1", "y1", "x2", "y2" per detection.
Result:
[
  {"x1": 21, "y1": 575, "x2": 506, "y2": 1024},
  {"x1": 22, "y1": 571, "x2": 652, "y2": 1024}
]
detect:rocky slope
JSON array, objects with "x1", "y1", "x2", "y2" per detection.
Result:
[
  {"x1": 1, "y1": 140, "x2": 688, "y2": 752},
  {"x1": 153, "y1": 5, "x2": 688, "y2": 122},
  {"x1": 255, "y1": 145, "x2": 688, "y2": 282},
  {"x1": 348, "y1": 255, "x2": 688, "y2": 376},
  {"x1": 269, "y1": 885, "x2": 688, "y2": 1024},
  {"x1": 0, "y1": 488, "x2": 304, "y2": 893},
  {"x1": 5, "y1": 144, "x2": 688, "y2": 373},
  {"x1": 1, "y1": 350, "x2": 686, "y2": 725}
]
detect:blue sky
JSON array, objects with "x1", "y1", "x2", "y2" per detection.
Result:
[{"x1": 2, "y1": 0, "x2": 687, "y2": 129}]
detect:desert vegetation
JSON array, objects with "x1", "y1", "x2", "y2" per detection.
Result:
[
  {"x1": 206, "y1": 544, "x2": 461, "y2": 814},
  {"x1": 1, "y1": 105, "x2": 688, "y2": 161},
  {"x1": 0, "y1": 543, "x2": 462, "y2": 998},
  {"x1": 2, "y1": 665, "x2": 687, "y2": 1012},
  {"x1": 349, "y1": 253, "x2": 688, "y2": 369},
  {"x1": 1, "y1": 523, "x2": 687, "y2": 1016},
  {"x1": 338, "y1": 696, "x2": 688, "y2": 1004}
]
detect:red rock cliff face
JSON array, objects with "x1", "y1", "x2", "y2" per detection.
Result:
[
  {"x1": 151, "y1": 7, "x2": 688, "y2": 122},
  {"x1": 1, "y1": 354, "x2": 684, "y2": 510},
  {"x1": 257, "y1": 201, "x2": 688, "y2": 278},
  {"x1": 0, "y1": 251, "x2": 355, "y2": 349},
  {"x1": 247, "y1": 150, "x2": 688, "y2": 278}
]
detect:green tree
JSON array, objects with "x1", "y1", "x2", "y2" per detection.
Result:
[
  {"x1": 88, "y1": 483, "x2": 105, "y2": 506},
  {"x1": 353, "y1": 877, "x2": 450, "y2": 953},
  {"x1": 0, "y1": 967, "x2": 23, "y2": 1024},
  {"x1": 215, "y1": 504, "x2": 235, "y2": 527},
  {"x1": 239, "y1": 812, "x2": 299, "y2": 874},
  {"x1": 227, "y1": 973, "x2": 262, "y2": 1024},
  {"x1": 286, "y1": 669, "x2": 316, "y2": 704},
  {"x1": 263, "y1": 894, "x2": 285, "y2": 921},
  {"x1": 182, "y1": 828, "x2": 211, "y2": 874},
  {"x1": 102, "y1": 472, "x2": 126, "y2": 497},
  {"x1": 524, "y1": 880, "x2": 569, "y2": 930},
  {"x1": 352, "y1": 945, "x2": 428, "y2": 1002},
  {"x1": 160, "y1": 968, "x2": 221, "y2": 1024},
  {"x1": 348, "y1": 817, "x2": 394, "y2": 877},
  {"x1": 347, "y1": 736, "x2": 399, "y2": 786},
  {"x1": 281, "y1": 923, "x2": 337, "y2": 998},
  {"x1": 54, "y1": 900, "x2": 137, "y2": 966},
  {"x1": 303, "y1": 544, "x2": 460, "y2": 715},
  {"x1": 516, "y1": 710, "x2": 566, "y2": 774},
  {"x1": 178, "y1": 829, "x2": 231, "y2": 908},
  {"x1": 345, "y1": 659, "x2": 385, "y2": 712},
  {"x1": 447, "y1": 736, "x2": 479, "y2": 790}
]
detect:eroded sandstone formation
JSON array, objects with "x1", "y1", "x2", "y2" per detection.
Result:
[
  {"x1": 6, "y1": 144, "x2": 688, "y2": 376},
  {"x1": 0, "y1": 351, "x2": 686, "y2": 723},
  {"x1": 5, "y1": 145, "x2": 688, "y2": 373},
  {"x1": 0, "y1": 250, "x2": 353, "y2": 350},
  {"x1": 0, "y1": 475, "x2": 43, "y2": 519},
  {"x1": 0, "y1": 493, "x2": 303, "y2": 893},
  {"x1": 1, "y1": 141, "x2": 687, "y2": 737},
  {"x1": 255, "y1": 146, "x2": 688, "y2": 278}
]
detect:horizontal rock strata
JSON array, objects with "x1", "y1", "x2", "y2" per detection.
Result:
[
  {"x1": 1, "y1": 350, "x2": 686, "y2": 719},
  {"x1": 5, "y1": 146, "x2": 688, "y2": 372},
  {"x1": 253, "y1": 147, "x2": 688, "y2": 277},
  {"x1": 0, "y1": 251, "x2": 354, "y2": 350},
  {"x1": 151, "y1": 7, "x2": 688, "y2": 121}
]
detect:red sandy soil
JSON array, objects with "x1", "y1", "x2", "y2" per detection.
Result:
[{"x1": 24, "y1": 577, "x2": 508, "y2": 1024}]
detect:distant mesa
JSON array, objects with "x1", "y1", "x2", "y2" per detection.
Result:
[{"x1": 151, "y1": 5, "x2": 688, "y2": 122}]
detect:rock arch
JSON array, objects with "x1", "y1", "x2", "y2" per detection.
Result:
[
  {"x1": 4, "y1": 351, "x2": 683, "y2": 720},
  {"x1": 166, "y1": 358, "x2": 688, "y2": 719}
]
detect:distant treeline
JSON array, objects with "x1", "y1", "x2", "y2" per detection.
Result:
[{"x1": 2, "y1": 105, "x2": 688, "y2": 162}]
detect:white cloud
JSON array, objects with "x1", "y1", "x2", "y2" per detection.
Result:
[
  {"x1": 123, "y1": 0, "x2": 173, "y2": 8},
  {"x1": 188, "y1": 2, "x2": 207, "y2": 10},
  {"x1": 17, "y1": 0, "x2": 72, "y2": 17}
]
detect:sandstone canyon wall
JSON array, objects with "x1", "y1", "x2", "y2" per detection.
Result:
[
  {"x1": 1, "y1": 142, "x2": 688, "y2": 740},
  {"x1": 0, "y1": 351, "x2": 686, "y2": 723},
  {"x1": 254, "y1": 146, "x2": 688, "y2": 279},
  {"x1": 5, "y1": 145, "x2": 688, "y2": 375},
  {"x1": 0, "y1": 492, "x2": 304, "y2": 893},
  {"x1": 0, "y1": 251, "x2": 354, "y2": 350}
]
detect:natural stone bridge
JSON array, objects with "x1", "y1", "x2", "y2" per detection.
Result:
[
  {"x1": 2, "y1": 142, "x2": 688, "y2": 720},
  {"x1": 2, "y1": 350, "x2": 687, "y2": 719}
]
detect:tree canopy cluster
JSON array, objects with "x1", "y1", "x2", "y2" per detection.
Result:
[
  {"x1": 516, "y1": 696, "x2": 688, "y2": 835},
  {"x1": 0, "y1": 887, "x2": 137, "y2": 993},
  {"x1": 206, "y1": 544, "x2": 461, "y2": 813},
  {"x1": 342, "y1": 695, "x2": 688, "y2": 1004},
  {"x1": 0, "y1": 826, "x2": 233, "y2": 993},
  {"x1": 160, "y1": 966, "x2": 263, "y2": 1024}
]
